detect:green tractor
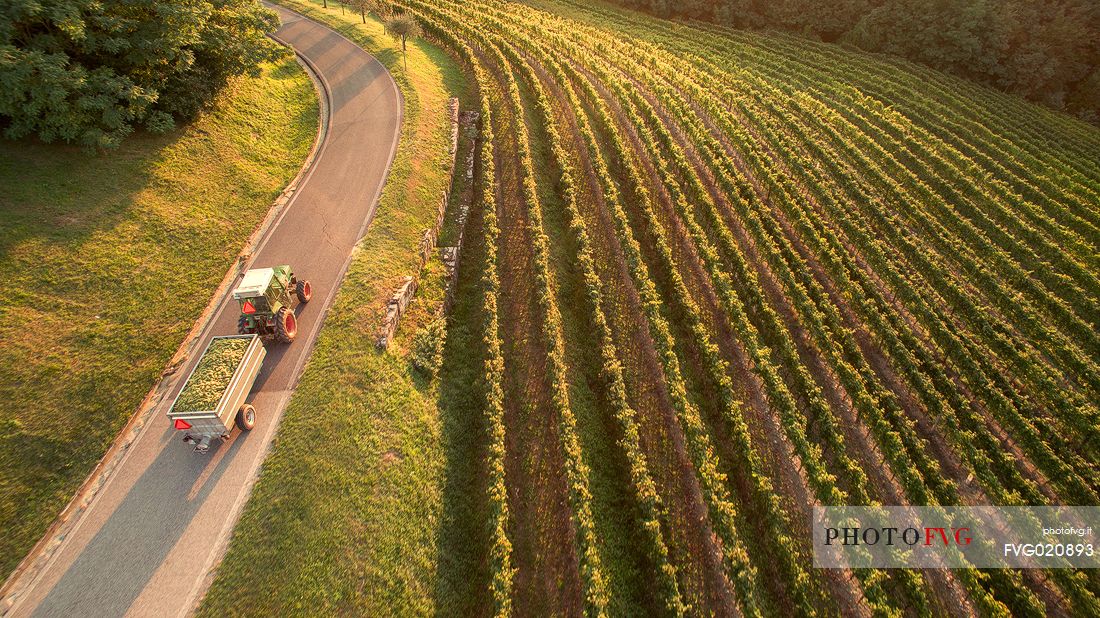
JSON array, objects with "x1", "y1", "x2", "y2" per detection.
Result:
[{"x1": 232, "y1": 265, "x2": 312, "y2": 343}]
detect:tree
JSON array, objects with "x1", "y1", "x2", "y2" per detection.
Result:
[
  {"x1": 845, "y1": 0, "x2": 1099, "y2": 113},
  {"x1": 0, "y1": 0, "x2": 284, "y2": 150},
  {"x1": 348, "y1": 0, "x2": 378, "y2": 24},
  {"x1": 386, "y1": 13, "x2": 421, "y2": 72}
]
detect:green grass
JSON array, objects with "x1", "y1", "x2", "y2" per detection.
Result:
[
  {"x1": 197, "y1": 1, "x2": 474, "y2": 614},
  {"x1": 0, "y1": 56, "x2": 318, "y2": 579}
]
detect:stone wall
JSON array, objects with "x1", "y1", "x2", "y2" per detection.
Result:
[
  {"x1": 440, "y1": 109, "x2": 479, "y2": 314},
  {"x1": 376, "y1": 98, "x2": 471, "y2": 349}
]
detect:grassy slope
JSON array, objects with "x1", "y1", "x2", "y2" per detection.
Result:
[
  {"x1": 197, "y1": 1, "x2": 472, "y2": 614},
  {"x1": 0, "y1": 56, "x2": 317, "y2": 580}
]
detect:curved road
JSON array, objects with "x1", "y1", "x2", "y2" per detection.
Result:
[{"x1": 4, "y1": 7, "x2": 401, "y2": 617}]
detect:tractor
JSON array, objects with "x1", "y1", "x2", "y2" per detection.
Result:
[{"x1": 232, "y1": 265, "x2": 312, "y2": 343}]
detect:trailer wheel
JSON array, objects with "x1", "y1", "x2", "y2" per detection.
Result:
[
  {"x1": 274, "y1": 307, "x2": 297, "y2": 343},
  {"x1": 295, "y1": 280, "x2": 312, "y2": 304},
  {"x1": 236, "y1": 404, "x2": 256, "y2": 431}
]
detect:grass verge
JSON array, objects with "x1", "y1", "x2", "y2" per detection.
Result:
[
  {"x1": 196, "y1": 1, "x2": 472, "y2": 614},
  {"x1": 0, "y1": 56, "x2": 318, "y2": 580}
]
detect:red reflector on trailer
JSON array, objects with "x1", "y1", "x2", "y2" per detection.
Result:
[
  {"x1": 242, "y1": 300, "x2": 256, "y2": 314},
  {"x1": 174, "y1": 419, "x2": 192, "y2": 430}
]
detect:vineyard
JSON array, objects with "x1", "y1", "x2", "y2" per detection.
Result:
[
  {"x1": 238, "y1": 0, "x2": 1098, "y2": 615},
  {"x1": 380, "y1": 0, "x2": 1100, "y2": 614}
]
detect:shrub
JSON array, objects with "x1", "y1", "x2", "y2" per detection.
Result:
[{"x1": 411, "y1": 315, "x2": 447, "y2": 377}]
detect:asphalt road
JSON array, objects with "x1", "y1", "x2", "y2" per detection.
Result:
[{"x1": 5, "y1": 7, "x2": 401, "y2": 617}]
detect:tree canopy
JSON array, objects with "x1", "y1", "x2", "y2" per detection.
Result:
[
  {"x1": 385, "y1": 13, "x2": 420, "y2": 70},
  {"x1": 0, "y1": 0, "x2": 285, "y2": 149},
  {"x1": 613, "y1": 0, "x2": 1100, "y2": 121}
]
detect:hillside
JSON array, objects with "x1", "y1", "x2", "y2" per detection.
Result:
[
  {"x1": 606, "y1": 0, "x2": 1100, "y2": 121},
  {"x1": 203, "y1": 0, "x2": 1100, "y2": 615},
  {"x1": 0, "y1": 57, "x2": 318, "y2": 580}
]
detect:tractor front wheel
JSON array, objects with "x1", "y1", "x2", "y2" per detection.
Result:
[
  {"x1": 274, "y1": 307, "x2": 297, "y2": 343},
  {"x1": 236, "y1": 404, "x2": 256, "y2": 431},
  {"x1": 295, "y1": 280, "x2": 312, "y2": 304}
]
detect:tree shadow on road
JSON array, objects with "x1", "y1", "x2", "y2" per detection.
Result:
[{"x1": 27, "y1": 427, "x2": 244, "y2": 617}]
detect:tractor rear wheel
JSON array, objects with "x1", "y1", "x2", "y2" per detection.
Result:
[
  {"x1": 274, "y1": 307, "x2": 297, "y2": 343},
  {"x1": 236, "y1": 404, "x2": 256, "y2": 431},
  {"x1": 295, "y1": 280, "x2": 312, "y2": 304}
]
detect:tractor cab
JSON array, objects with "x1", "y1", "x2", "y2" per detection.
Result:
[{"x1": 232, "y1": 265, "x2": 312, "y2": 343}]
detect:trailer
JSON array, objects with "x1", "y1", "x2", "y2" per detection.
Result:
[{"x1": 167, "y1": 334, "x2": 266, "y2": 452}]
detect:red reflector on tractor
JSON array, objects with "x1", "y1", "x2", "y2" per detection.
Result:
[
  {"x1": 174, "y1": 419, "x2": 192, "y2": 430},
  {"x1": 242, "y1": 300, "x2": 256, "y2": 314}
]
